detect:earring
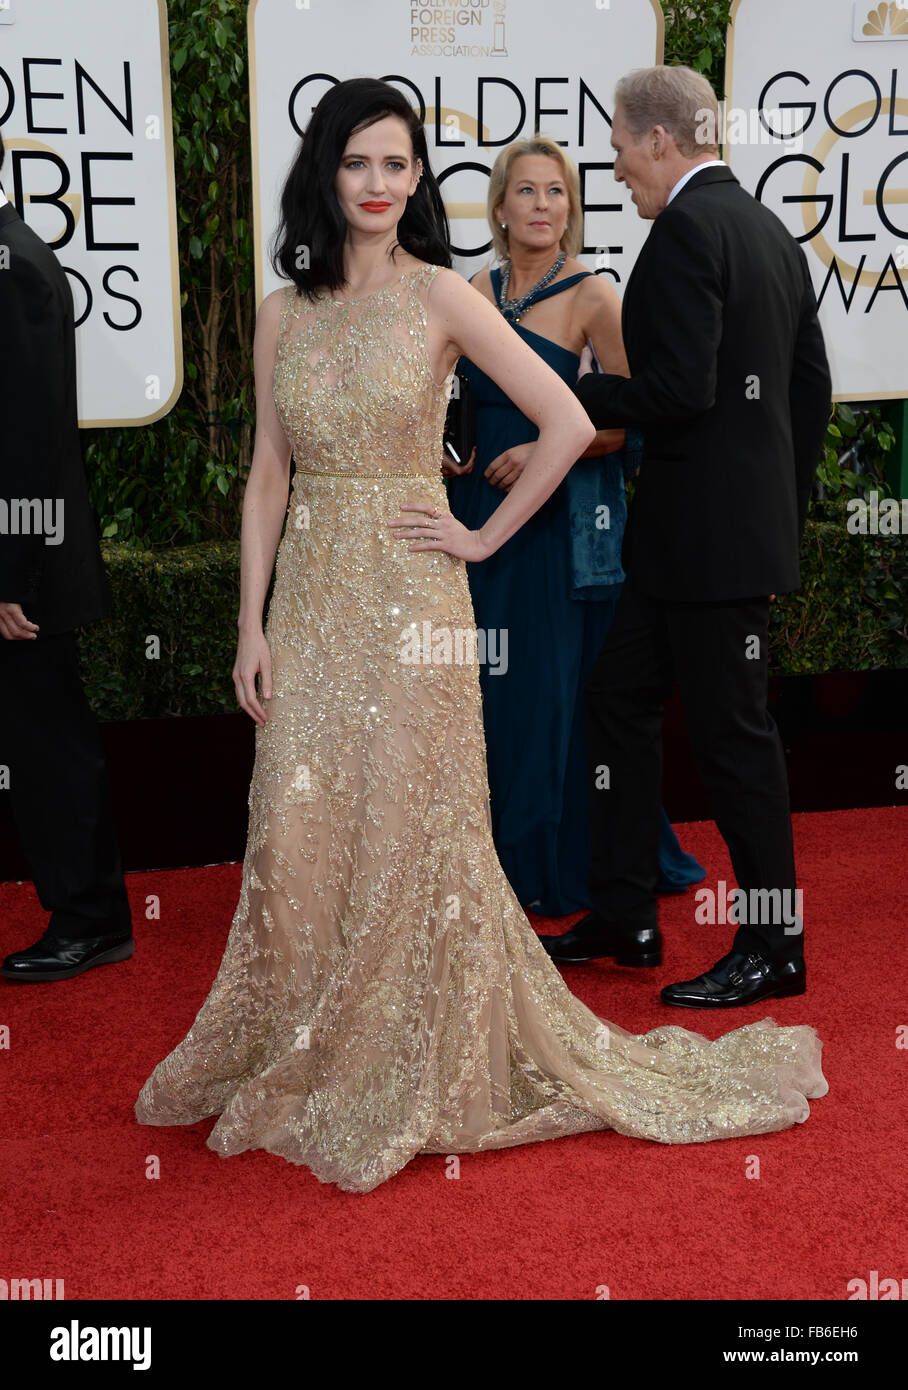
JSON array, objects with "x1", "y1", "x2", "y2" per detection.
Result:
[{"x1": 501, "y1": 222, "x2": 506, "y2": 229}]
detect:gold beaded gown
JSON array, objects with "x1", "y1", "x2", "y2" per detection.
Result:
[{"x1": 135, "y1": 262, "x2": 828, "y2": 1194}]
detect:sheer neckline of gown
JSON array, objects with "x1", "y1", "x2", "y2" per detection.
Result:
[{"x1": 314, "y1": 265, "x2": 431, "y2": 306}]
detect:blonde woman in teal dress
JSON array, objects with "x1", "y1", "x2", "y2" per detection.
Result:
[
  {"x1": 446, "y1": 136, "x2": 704, "y2": 923},
  {"x1": 134, "y1": 80, "x2": 826, "y2": 1194}
]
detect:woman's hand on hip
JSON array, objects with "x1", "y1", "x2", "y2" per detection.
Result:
[{"x1": 386, "y1": 500, "x2": 490, "y2": 562}]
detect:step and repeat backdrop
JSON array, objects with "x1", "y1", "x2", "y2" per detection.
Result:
[
  {"x1": 248, "y1": 0, "x2": 664, "y2": 301},
  {"x1": 0, "y1": 0, "x2": 181, "y2": 426},
  {"x1": 725, "y1": 0, "x2": 908, "y2": 400},
  {"x1": 1, "y1": 0, "x2": 906, "y2": 420}
]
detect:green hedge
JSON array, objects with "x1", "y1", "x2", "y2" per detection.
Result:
[
  {"x1": 769, "y1": 512, "x2": 908, "y2": 673},
  {"x1": 76, "y1": 518, "x2": 908, "y2": 722},
  {"x1": 78, "y1": 542, "x2": 241, "y2": 719}
]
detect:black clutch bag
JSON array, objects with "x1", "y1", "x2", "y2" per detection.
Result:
[{"x1": 443, "y1": 369, "x2": 475, "y2": 467}]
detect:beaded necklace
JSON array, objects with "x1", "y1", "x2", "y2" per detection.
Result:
[{"x1": 496, "y1": 252, "x2": 567, "y2": 323}]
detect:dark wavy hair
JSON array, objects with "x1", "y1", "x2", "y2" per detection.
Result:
[{"x1": 270, "y1": 78, "x2": 451, "y2": 302}]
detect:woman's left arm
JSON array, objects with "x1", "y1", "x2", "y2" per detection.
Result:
[
  {"x1": 485, "y1": 275, "x2": 631, "y2": 487},
  {"x1": 575, "y1": 275, "x2": 630, "y2": 459}
]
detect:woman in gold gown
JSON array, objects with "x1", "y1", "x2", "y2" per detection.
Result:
[{"x1": 134, "y1": 78, "x2": 827, "y2": 1194}]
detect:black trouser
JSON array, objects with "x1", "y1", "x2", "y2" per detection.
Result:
[
  {"x1": 583, "y1": 575, "x2": 802, "y2": 964},
  {"x1": 0, "y1": 630, "x2": 131, "y2": 940}
]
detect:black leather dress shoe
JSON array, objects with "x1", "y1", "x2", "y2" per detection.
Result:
[
  {"x1": 1, "y1": 930, "x2": 134, "y2": 982},
  {"x1": 660, "y1": 950, "x2": 805, "y2": 1009},
  {"x1": 537, "y1": 914, "x2": 662, "y2": 967}
]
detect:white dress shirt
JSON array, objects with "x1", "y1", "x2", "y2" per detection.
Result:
[{"x1": 667, "y1": 158, "x2": 726, "y2": 205}]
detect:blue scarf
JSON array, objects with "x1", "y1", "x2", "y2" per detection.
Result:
[{"x1": 564, "y1": 427, "x2": 643, "y2": 600}]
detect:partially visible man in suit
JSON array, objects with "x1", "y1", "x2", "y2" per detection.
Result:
[
  {"x1": 0, "y1": 127, "x2": 133, "y2": 980},
  {"x1": 538, "y1": 66, "x2": 832, "y2": 1006}
]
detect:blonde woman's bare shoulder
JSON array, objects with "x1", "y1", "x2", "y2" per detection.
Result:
[{"x1": 574, "y1": 268, "x2": 621, "y2": 308}]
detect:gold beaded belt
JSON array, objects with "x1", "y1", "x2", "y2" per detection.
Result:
[{"x1": 293, "y1": 468, "x2": 442, "y2": 479}]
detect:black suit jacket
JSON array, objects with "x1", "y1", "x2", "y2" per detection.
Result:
[
  {"x1": 0, "y1": 196, "x2": 111, "y2": 636},
  {"x1": 574, "y1": 165, "x2": 832, "y2": 601}
]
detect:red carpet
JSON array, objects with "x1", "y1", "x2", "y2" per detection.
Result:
[{"x1": 0, "y1": 807, "x2": 904, "y2": 1301}]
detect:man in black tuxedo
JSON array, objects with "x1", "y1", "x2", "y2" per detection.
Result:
[
  {"x1": 538, "y1": 67, "x2": 832, "y2": 1006},
  {"x1": 0, "y1": 129, "x2": 133, "y2": 981}
]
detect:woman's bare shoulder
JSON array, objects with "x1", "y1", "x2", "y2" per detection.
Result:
[
  {"x1": 430, "y1": 264, "x2": 494, "y2": 294},
  {"x1": 258, "y1": 284, "x2": 289, "y2": 315},
  {"x1": 572, "y1": 267, "x2": 620, "y2": 307},
  {"x1": 254, "y1": 285, "x2": 289, "y2": 346},
  {"x1": 428, "y1": 264, "x2": 495, "y2": 306}
]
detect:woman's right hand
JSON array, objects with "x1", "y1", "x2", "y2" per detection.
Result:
[
  {"x1": 441, "y1": 444, "x2": 476, "y2": 479},
  {"x1": 233, "y1": 626, "x2": 273, "y2": 726}
]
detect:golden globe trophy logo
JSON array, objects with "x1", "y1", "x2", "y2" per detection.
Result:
[{"x1": 0, "y1": 0, "x2": 181, "y2": 425}]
